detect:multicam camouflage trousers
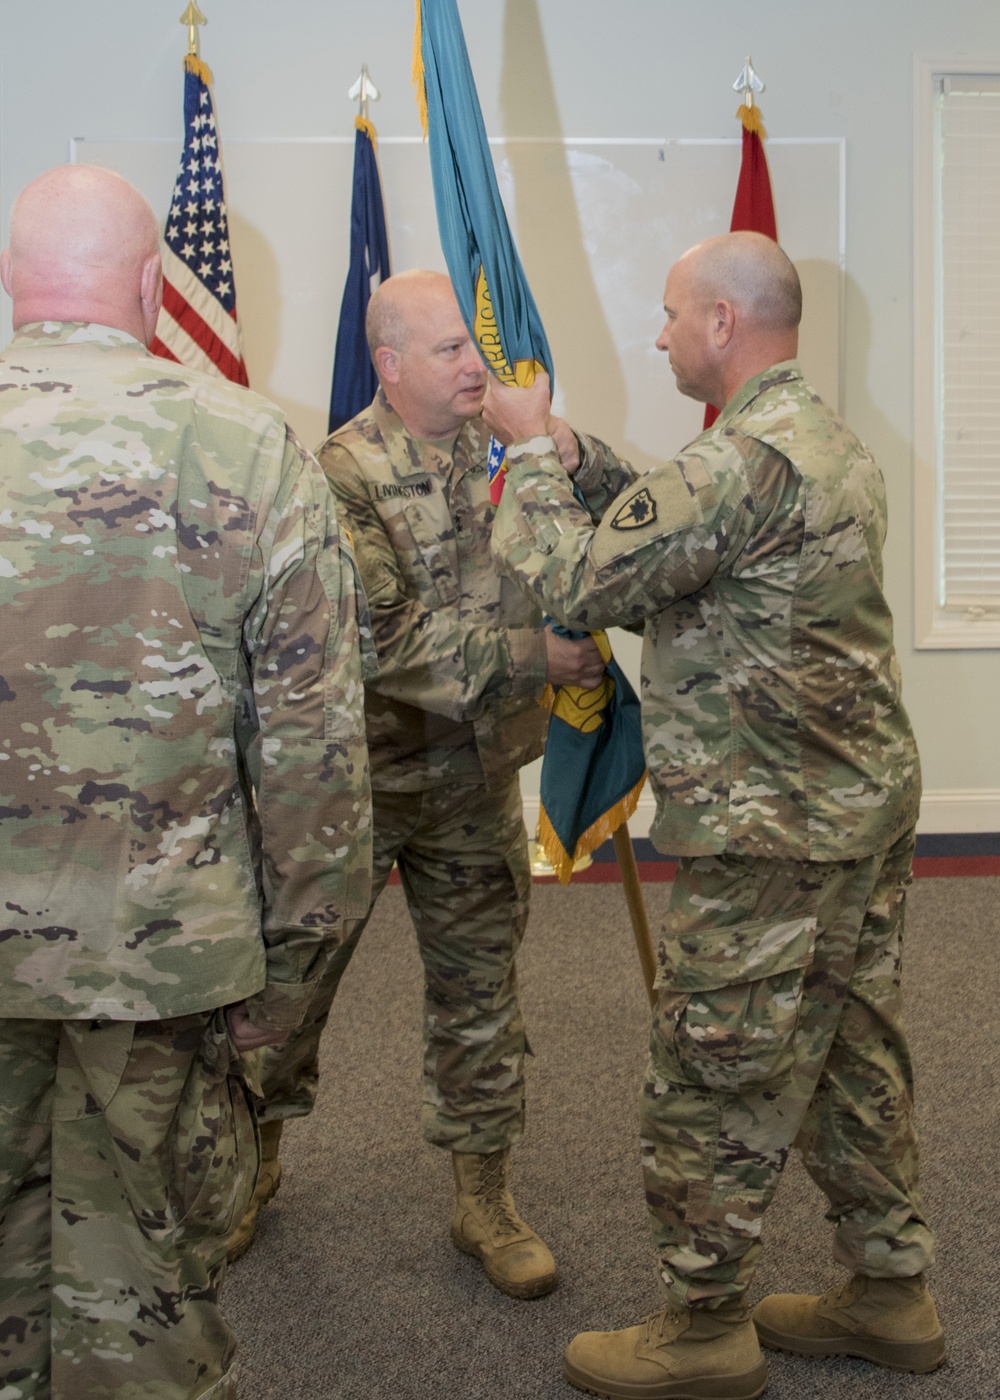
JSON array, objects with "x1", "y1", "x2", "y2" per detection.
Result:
[
  {"x1": 643, "y1": 826, "x2": 935, "y2": 1310},
  {"x1": 0, "y1": 1011, "x2": 258, "y2": 1400},
  {"x1": 259, "y1": 777, "x2": 532, "y2": 1154}
]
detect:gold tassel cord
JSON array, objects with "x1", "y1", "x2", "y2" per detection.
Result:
[
  {"x1": 737, "y1": 102, "x2": 766, "y2": 138},
  {"x1": 412, "y1": 0, "x2": 429, "y2": 139},
  {"x1": 535, "y1": 808, "x2": 576, "y2": 885},
  {"x1": 537, "y1": 772, "x2": 647, "y2": 887},
  {"x1": 184, "y1": 53, "x2": 213, "y2": 86},
  {"x1": 355, "y1": 115, "x2": 377, "y2": 150}
]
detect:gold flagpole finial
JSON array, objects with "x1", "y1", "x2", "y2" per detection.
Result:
[{"x1": 180, "y1": 3, "x2": 208, "y2": 58}]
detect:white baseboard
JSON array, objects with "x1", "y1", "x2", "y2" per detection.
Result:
[
  {"x1": 917, "y1": 790, "x2": 1000, "y2": 834},
  {"x1": 520, "y1": 791, "x2": 1000, "y2": 842}
]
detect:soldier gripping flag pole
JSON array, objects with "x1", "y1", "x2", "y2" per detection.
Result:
[{"x1": 412, "y1": 0, "x2": 654, "y2": 1000}]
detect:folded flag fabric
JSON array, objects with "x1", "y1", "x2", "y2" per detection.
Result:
[
  {"x1": 328, "y1": 116, "x2": 391, "y2": 434},
  {"x1": 730, "y1": 101, "x2": 777, "y2": 240},
  {"x1": 150, "y1": 54, "x2": 248, "y2": 386},
  {"x1": 413, "y1": 0, "x2": 552, "y2": 502},
  {"x1": 536, "y1": 627, "x2": 646, "y2": 885}
]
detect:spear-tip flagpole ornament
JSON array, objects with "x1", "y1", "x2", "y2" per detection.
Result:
[
  {"x1": 348, "y1": 65, "x2": 381, "y2": 124},
  {"x1": 179, "y1": 3, "x2": 207, "y2": 59},
  {"x1": 732, "y1": 54, "x2": 767, "y2": 136},
  {"x1": 733, "y1": 54, "x2": 765, "y2": 107}
]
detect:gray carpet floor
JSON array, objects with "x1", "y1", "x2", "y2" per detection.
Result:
[{"x1": 226, "y1": 876, "x2": 1000, "y2": 1398}]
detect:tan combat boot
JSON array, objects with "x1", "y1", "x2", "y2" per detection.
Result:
[
  {"x1": 752, "y1": 1272, "x2": 947, "y2": 1374},
  {"x1": 565, "y1": 1302, "x2": 767, "y2": 1400},
  {"x1": 450, "y1": 1149, "x2": 558, "y2": 1299},
  {"x1": 227, "y1": 1119, "x2": 284, "y2": 1263}
]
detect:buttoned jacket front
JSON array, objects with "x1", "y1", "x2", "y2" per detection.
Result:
[{"x1": 318, "y1": 391, "x2": 548, "y2": 791}]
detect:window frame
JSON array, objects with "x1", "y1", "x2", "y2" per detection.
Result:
[{"x1": 913, "y1": 53, "x2": 1000, "y2": 649}]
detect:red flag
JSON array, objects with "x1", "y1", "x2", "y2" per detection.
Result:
[
  {"x1": 704, "y1": 102, "x2": 776, "y2": 428},
  {"x1": 150, "y1": 56, "x2": 249, "y2": 386}
]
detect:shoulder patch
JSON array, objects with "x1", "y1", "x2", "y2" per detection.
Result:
[
  {"x1": 610, "y1": 487, "x2": 657, "y2": 531},
  {"x1": 591, "y1": 459, "x2": 708, "y2": 572}
]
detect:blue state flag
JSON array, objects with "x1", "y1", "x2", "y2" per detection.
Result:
[
  {"x1": 414, "y1": 0, "x2": 552, "y2": 501},
  {"x1": 329, "y1": 117, "x2": 391, "y2": 434}
]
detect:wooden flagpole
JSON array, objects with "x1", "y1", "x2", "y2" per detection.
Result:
[{"x1": 611, "y1": 825, "x2": 657, "y2": 1007}]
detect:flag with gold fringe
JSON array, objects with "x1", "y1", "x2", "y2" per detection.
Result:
[
  {"x1": 412, "y1": 0, "x2": 646, "y2": 886},
  {"x1": 536, "y1": 627, "x2": 646, "y2": 884},
  {"x1": 704, "y1": 84, "x2": 777, "y2": 429},
  {"x1": 151, "y1": 52, "x2": 248, "y2": 385},
  {"x1": 328, "y1": 115, "x2": 391, "y2": 433},
  {"x1": 412, "y1": 0, "x2": 552, "y2": 504}
]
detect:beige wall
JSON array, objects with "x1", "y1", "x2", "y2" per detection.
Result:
[{"x1": 3, "y1": 0, "x2": 998, "y2": 831}]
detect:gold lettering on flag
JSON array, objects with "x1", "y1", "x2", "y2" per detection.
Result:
[{"x1": 473, "y1": 266, "x2": 543, "y2": 387}]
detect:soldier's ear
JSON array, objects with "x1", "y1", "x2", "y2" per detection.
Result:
[
  {"x1": 712, "y1": 298, "x2": 736, "y2": 349},
  {"x1": 374, "y1": 344, "x2": 400, "y2": 385},
  {"x1": 139, "y1": 253, "x2": 163, "y2": 347},
  {"x1": 0, "y1": 248, "x2": 12, "y2": 298}
]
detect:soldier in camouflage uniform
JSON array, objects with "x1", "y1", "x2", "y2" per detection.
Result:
[
  {"x1": 485, "y1": 232, "x2": 944, "y2": 1399},
  {"x1": 239, "y1": 270, "x2": 604, "y2": 1298},
  {"x1": 0, "y1": 166, "x2": 371, "y2": 1400}
]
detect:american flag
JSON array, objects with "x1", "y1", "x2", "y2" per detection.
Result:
[{"x1": 150, "y1": 56, "x2": 248, "y2": 386}]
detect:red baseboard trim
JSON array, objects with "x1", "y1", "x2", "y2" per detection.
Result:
[{"x1": 386, "y1": 853, "x2": 998, "y2": 886}]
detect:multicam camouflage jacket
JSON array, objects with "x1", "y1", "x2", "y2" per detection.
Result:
[
  {"x1": 316, "y1": 390, "x2": 549, "y2": 792},
  {"x1": 493, "y1": 362, "x2": 921, "y2": 862},
  {"x1": 0, "y1": 323, "x2": 372, "y2": 1028}
]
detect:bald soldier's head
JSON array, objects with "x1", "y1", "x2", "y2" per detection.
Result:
[
  {"x1": 1, "y1": 165, "x2": 163, "y2": 345},
  {"x1": 656, "y1": 231, "x2": 801, "y2": 411},
  {"x1": 366, "y1": 270, "x2": 488, "y2": 439}
]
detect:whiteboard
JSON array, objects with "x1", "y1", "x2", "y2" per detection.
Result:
[{"x1": 73, "y1": 135, "x2": 843, "y2": 465}]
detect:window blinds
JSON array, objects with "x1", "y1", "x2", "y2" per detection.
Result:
[{"x1": 938, "y1": 76, "x2": 1000, "y2": 611}]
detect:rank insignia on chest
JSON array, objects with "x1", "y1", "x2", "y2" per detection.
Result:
[{"x1": 610, "y1": 487, "x2": 657, "y2": 531}]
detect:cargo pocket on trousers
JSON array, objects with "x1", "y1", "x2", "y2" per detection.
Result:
[
  {"x1": 170, "y1": 1010, "x2": 258, "y2": 1237},
  {"x1": 654, "y1": 915, "x2": 817, "y2": 1094}
]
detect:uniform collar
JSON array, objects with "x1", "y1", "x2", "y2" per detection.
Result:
[
  {"x1": 371, "y1": 388, "x2": 486, "y2": 484},
  {"x1": 9, "y1": 321, "x2": 147, "y2": 351},
  {"x1": 714, "y1": 360, "x2": 803, "y2": 428}
]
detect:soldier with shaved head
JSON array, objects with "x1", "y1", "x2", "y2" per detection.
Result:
[
  {"x1": 0, "y1": 165, "x2": 371, "y2": 1399},
  {"x1": 233, "y1": 268, "x2": 605, "y2": 1297},
  {"x1": 485, "y1": 231, "x2": 943, "y2": 1399}
]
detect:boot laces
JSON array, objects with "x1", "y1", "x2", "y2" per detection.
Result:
[
  {"x1": 475, "y1": 1152, "x2": 522, "y2": 1239},
  {"x1": 643, "y1": 1306, "x2": 687, "y2": 1343},
  {"x1": 826, "y1": 1279, "x2": 860, "y2": 1309}
]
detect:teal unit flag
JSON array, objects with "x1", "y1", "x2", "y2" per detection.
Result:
[
  {"x1": 414, "y1": 0, "x2": 552, "y2": 502},
  {"x1": 412, "y1": 1, "x2": 646, "y2": 881},
  {"x1": 536, "y1": 626, "x2": 646, "y2": 884}
]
